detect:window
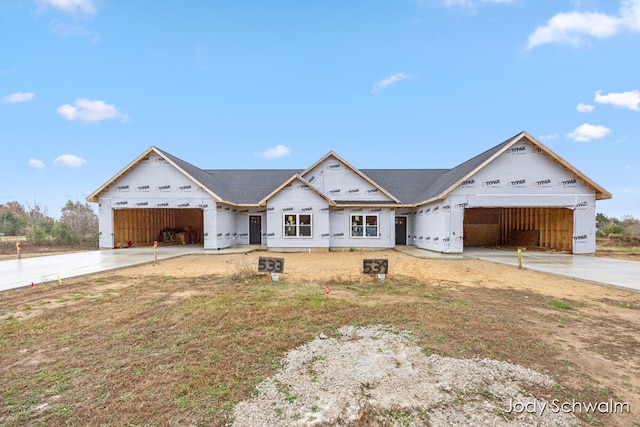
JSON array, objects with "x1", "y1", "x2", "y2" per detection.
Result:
[
  {"x1": 284, "y1": 214, "x2": 312, "y2": 238},
  {"x1": 351, "y1": 214, "x2": 378, "y2": 238}
]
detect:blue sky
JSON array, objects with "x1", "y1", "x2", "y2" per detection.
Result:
[{"x1": 1, "y1": 0, "x2": 639, "y2": 219}]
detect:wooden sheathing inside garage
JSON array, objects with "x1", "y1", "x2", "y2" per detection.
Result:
[
  {"x1": 113, "y1": 208, "x2": 204, "y2": 247},
  {"x1": 463, "y1": 207, "x2": 573, "y2": 252}
]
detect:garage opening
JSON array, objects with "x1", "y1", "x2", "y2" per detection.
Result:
[
  {"x1": 113, "y1": 208, "x2": 204, "y2": 247},
  {"x1": 463, "y1": 207, "x2": 573, "y2": 252}
]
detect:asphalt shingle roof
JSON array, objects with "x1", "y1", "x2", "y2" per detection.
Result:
[{"x1": 157, "y1": 133, "x2": 521, "y2": 205}]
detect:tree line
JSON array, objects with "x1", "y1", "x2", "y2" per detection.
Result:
[
  {"x1": 0, "y1": 201, "x2": 98, "y2": 244},
  {"x1": 0, "y1": 200, "x2": 637, "y2": 244},
  {"x1": 596, "y1": 213, "x2": 640, "y2": 236}
]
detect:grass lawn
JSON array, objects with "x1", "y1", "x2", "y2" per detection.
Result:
[{"x1": 1, "y1": 254, "x2": 638, "y2": 426}]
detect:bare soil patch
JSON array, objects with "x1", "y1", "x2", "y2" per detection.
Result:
[{"x1": 0, "y1": 250, "x2": 638, "y2": 426}]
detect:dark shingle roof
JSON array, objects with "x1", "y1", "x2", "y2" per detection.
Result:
[
  {"x1": 360, "y1": 169, "x2": 448, "y2": 204},
  {"x1": 412, "y1": 133, "x2": 519, "y2": 203},
  {"x1": 156, "y1": 133, "x2": 521, "y2": 205},
  {"x1": 204, "y1": 170, "x2": 302, "y2": 204}
]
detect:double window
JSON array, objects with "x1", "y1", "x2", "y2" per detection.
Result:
[
  {"x1": 351, "y1": 214, "x2": 378, "y2": 238},
  {"x1": 284, "y1": 214, "x2": 312, "y2": 237}
]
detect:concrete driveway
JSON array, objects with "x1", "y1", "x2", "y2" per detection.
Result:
[
  {"x1": 0, "y1": 246, "x2": 211, "y2": 292},
  {"x1": 2, "y1": 245, "x2": 639, "y2": 293},
  {"x1": 463, "y1": 248, "x2": 640, "y2": 292}
]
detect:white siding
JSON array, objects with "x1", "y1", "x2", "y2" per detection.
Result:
[
  {"x1": 303, "y1": 156, "x2": 393, "y2": 202},
  {"x1": 215, "y1": 204, "x2": 236, "y2": 249},
  {"x1": 234, "y1": 208, "x2": 267, "y2": 245},
  {"x1": 448, "y1": 141, "x2": 598, "y2": 254},
  {"x1": 100, "y1": 153, "x2": 212, "y2": 207},
  {"x1": 450, "y1": 142, "x2": 593, "y2": 199},
  {"x1": 203, "y1": 205, "x2": 216, "y2": 249},
  {"x1": 266, "y1": 180, "x2": 330, "y2": 249},
  {"x1": 573, "y1": 195, "x2": 597, "y2": 254},
  {"x1": 329, "y1": 207, "x2": 395, "y2": 249},
  {"x1": 97, "y1": 152, "x2": 215, "y2": 248},
  {"x1": 396, "y1": 208, "x2": 416, "y2": 246},
  {"x1": 414, "y1": 201, "x2": 456, "y2": 253},
  {"x1": 98, "y1": 198, "x2": 113, "y2": 248}
]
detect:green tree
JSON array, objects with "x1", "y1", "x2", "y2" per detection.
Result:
[
  {"x1": 0, "y1": 209, "x2": 27, "y2": 236},
  {"x1": 601, "y1": 222, "x2": 624, "y2": 236},
  {"x1": 595, "y1": 212, "x2": 611, "y2": 231},
  {"x1": 51, "y1": 221, "x2": 73, "y2": 242}
]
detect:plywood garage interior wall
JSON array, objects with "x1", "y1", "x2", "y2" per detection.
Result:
[
  {"x1": 463, "y1": 208, "x2": 573, "y2": 252},
  {"x1": 113, "y1": 209, "x2": 204, "y2": 247}
]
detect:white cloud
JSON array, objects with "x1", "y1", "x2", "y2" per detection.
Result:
[
  {"x1": 539, "y1": 133, "x2": 559, "y2": 140},
  {"x1": 2, "y1": 92, "x2": 35, "y2": 103},
  {"x1": 527, "y1": 0, "x2": 640, "y2": 49},
  {"x1": 28, "y1": 159, "x2": 46, "y2": 169},
  {"x1": 567, "y1": 123, "x2": 611, "y2": 141},
  {"x1": 35, "y1": 0, "x2": 96, "y2": 16},
  {"x1": 576, "y1": 102, "x2": 595, "y2": 112},
  {"x1": 57, "y1": 98, "x2": 128, "y2": 123},
  {"x1": 54, "y1": 154, "x2": 86, "y2": 167},
  {"x1": 594, "y1": 89, "x2": 640, "y2": 111},
  {"x1": 372, "y1": 72, "x2": 412, "y2": 93},
  {"x1": 260, "y1": 145, "x2": 291, "y2": 159}
]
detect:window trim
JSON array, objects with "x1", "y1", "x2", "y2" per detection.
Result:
[
  {"x1": 350, "y1": 214, "x2": 379, "y2": 238},
  {"x1": 283, "y1": 213, "x2": 313, "y2": 238}
]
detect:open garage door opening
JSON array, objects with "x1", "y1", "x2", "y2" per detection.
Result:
[
  {"x1": 463, "y1": 207, "x2": 573, "y2": 252},
  {"x1": 113, "y1": 208, "x2": 204, "y2": 248}
]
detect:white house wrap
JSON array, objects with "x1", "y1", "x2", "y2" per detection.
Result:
[{"x1": 87, "y1": 132, "x2": 610, "y2": 254}]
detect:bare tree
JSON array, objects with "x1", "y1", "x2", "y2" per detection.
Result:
[{"x1": 60, "y1": 200, "x2": 98, "y2": 241}]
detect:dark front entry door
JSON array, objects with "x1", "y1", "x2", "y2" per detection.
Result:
[
  {"x1": 395, "y1": 216, "x2": 407, "y2": 245},
  {"x1": 249, "y1": 215, "x2": 262, "y2": 244}
]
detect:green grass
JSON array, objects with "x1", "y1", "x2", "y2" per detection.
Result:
[
  {"x1": 547, "y1": 300, "x2": 576, "y2": 310},
  {"x1": 0, "y1": 270, "x2": 628, "y2": 427}
]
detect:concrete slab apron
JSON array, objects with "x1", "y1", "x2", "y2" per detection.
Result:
[
  {"x1": 0, "y1": 246, "x2": 205, "y2": 292},
  {"x1": 463, "y1": 248, "x2": 640, "y2": 292}
]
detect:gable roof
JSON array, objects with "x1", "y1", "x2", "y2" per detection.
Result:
[
  {"x1": 412, "y1": 132, "x2": 522, "y2": 204},
  {"x1": 203, "y1": 169, "x2": 301, "y2": 204},
  {"x1": 86, "y1": 146, "x2": 224, "y2": 203},
  {"x1": 87, "y1": 132, "x2": 611, "y2": 206},
  {"x1": 412, "y1": 131, "x2": 611, "y2": 204},
  {"x1": 258, "y1": 174, "x2": 336, "y2": 206},
  {"x1": 301, "y1": 151, "x2": 401, "y2": 204}
]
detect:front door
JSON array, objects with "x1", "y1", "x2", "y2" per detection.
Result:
[
  {"x1": 395, "y1": 216, "x2": 407, "y2": 245},
  {"x1": 249, "y1": 215, "x2": 262, "y2": 244}
]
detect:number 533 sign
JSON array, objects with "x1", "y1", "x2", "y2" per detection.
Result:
[
  {"x1": 362, "y1": 259, "x2": 389, "y2": 275},
  {"x1": 258, "y1": 257, "x2": 285, "y2": 273}
]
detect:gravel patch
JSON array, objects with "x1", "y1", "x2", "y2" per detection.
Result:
[{"x1": 232, "y1": 325, "x2": 576, "y2": 426}]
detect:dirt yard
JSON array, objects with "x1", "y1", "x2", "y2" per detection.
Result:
[{"x1": 1, "y1": 250, "x2": 639, "y2": 426}]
